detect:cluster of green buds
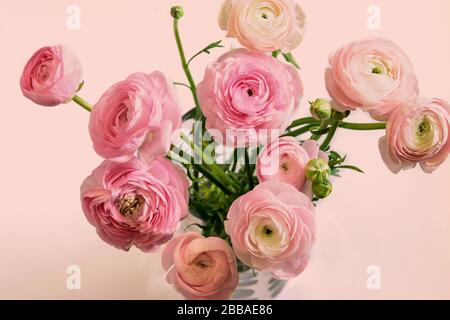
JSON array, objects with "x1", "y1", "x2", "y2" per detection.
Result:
[{"x1": 305, "y1": 158, "x2": 333, "y2": 199}]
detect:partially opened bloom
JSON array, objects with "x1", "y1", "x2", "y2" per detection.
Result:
[
  {"x1": 20, "y1": 45, "x2": 82, "y2": 106},
  {"x1": 80, "y1": 157, "x2": 189, "y2": 252},
  {"x1": 89, "y1": 72, "x2": 182, "y2": 163},
  {"x1": 198, "y1": 49, "x2": 303, "y2": 146},
  {"x1": 379, "y1": 98, "x2": 450, "y2": 173},
  {"x1": 256, "y1": 138, "x2": 327, "y2": 195},
  {"x1": 325, "y1": 38, "x2": 418, "y2": 121},
  {"x1": 225, "y1": 181, "x2": 316, "y2": 279},
  {"x1": 162, "y1": 232, "x2": 239, "y2": 300},
  {"x1": 219, "y1": 0, "x2": 306, "y2": 53}
]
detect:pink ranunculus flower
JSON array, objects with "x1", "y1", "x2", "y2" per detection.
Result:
[
  {"x1": 162, "y1": 232, "x2": 239, "y2": 300},
  {"x1": 256, "y1": 138, "x2": 327, "y2": 195},
  {"x1": 225, "y1": 181, "x2": 316, "y2": 280},
  {"x1": 80, "y1": 157, "x2": 189, "y2": 252},
  {"x1": 20, "y1": 45, "x2": 82, "y2": 106},
  {"x1": 379, "y1": 98, "x2": 450, "y2": 174},
  {"x1": 219, "y1": 0, "x2": 306, "y2": 53},
  {"x1": 89, "y1": 72, "x2": 182, "y2": 163},
  {"x1": 325, "y1": 38, "x2": 419, "y2": 121},
  {"x1": 198, "y1": 49, "x2": 303, "y2": 146}
]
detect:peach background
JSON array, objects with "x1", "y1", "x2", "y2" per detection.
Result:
[{"x1": 0, "y1": 0, "x2": 449, "y2": 299}]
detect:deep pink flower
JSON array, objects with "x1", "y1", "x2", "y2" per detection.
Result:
[
  {"x1": 20, "y1": 45, "x2": 82, "y2": 106},
  {"x1": 80, "y1": 157, "x2": 189, "y2": 252},
  {"x1": 198, "y1": 49, "x2": 303, "y2": 146}
]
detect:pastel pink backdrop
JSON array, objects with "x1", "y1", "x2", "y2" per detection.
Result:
[{"x1": 0, "y1": 0, "x2": 449, "y2": 299}]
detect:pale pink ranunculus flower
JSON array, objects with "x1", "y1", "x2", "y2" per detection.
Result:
[
  {"x1": 325, "y1": 38, "x2": 419, "y2": 121},
  {"x1": 89, "y1": 72, "x2": 182, "y2": 163},
  {"x1": 20, "y1": 45, "x2": 82, "y2": 106},
  {"x1": 219, "y1": 0, "x2": 306, "y2": 53},
  {"x1": 379, "y1": 98, "x2": 450, "y2": 174},
  {"x1": 161, "y1": 232, "x2": 239, "y2": 300},
  {"x1": 256, "y1": 138, "x2": 327, "y2": 196},
  {"x1": 198, "y1": 48, "x2": 303, "y2": 146},
  {"x1": 225, "y1": 181, "x2": 316, "y2": 280},
  {"x1": 80, "y1": 157, "x2": 189, "y2": 252}
]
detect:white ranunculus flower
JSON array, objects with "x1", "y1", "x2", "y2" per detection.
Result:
[{"x1": 219, "y1": 0, "x2": 306, "y2": 53}]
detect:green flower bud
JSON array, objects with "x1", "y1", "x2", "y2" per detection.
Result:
[
  {"x1": 305, "y1": 158, "x2": 330, "y2": 183},
  {"x1": 310, "y1": 99, "x2": 332, "y2": 120},
  {"x1": 312, "y1": 180, "x2": 333, "y2": 199},
  {"x1": 170, "y1": 6, "x2": 184, "y2": 19}
]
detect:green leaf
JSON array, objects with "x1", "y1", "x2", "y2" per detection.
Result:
[
  {"x1": 333, "y1": 165, "x2": 365, "y2": 174},
  {"x1": 182, "y1": 108, "x2": 196, "y2": 121},
  {"x1": 281, "y1": 52, "x2": 300, "y2": 69},
  {"x1": 188, "y1": 40, "x2": 224, "y2": 65}
]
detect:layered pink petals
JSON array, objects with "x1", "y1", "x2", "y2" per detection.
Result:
[
  {"x1": 20, "y1": 45, "x2": 82, "y2": 106},
  {"x1": 325, "y1": 38, "x2": 418, "y2": 121},
  {"x1": 219, "y1": 0, "x2": 306, "y2": 53},
  {"x1": 225, "y1": 181, "x2": 316, "y2": 280},
  {"x1": 256, "y1": 138, "x2": 327, "y2": 195},
  {"x1": 198, "y1": 48, "x2": 303, "y2": 146},
  {"x1": 89, "y1": 72, "x2": 182, "y2": 163},
  {"x1": 162, "y1": 232, "x2": 239, "y2": 300},
  {"x1": 379, "y1": 98, "x2": 450, "y2": 174},
  {"x1": 80, "y1": 157, "x2": 189, "y2": 252}
]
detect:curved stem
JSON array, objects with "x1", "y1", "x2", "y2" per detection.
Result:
[
  {"x1": 339, "y1": 122, "x2": 386, "y2": 130},
  {"x1": 287, "y1": 117, "x2": 320, "y2": 130},
  {"x1": 72, "y1": 95, "x2": 92, "y2": 112},
  {"x1": 320, "y1": 120, "x2": 340, "y2": 151},
  {"x1": 311, "y1": 120, "x2": 330, "y2": 140},
  {"x1": 173, "y1": 18, "x2": 202, "y2": 120},
  {"x1": 283, "y1": 123, "x2": 318, "y2": 137}
]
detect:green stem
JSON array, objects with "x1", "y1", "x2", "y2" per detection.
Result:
[
  {"x1": 168, "y1": 151, "x2": 233, "y2": 195},
  {"x1": 173, "y1": 17, "x2": 202, "y2": 120},
  {"x1": 339, "y1": 122, "x2": 386, "y2": 130},
  {"x1": 191, "y1": 163, "x2": 233, "y2": 195},
  {"x1": 180, "y1": 133, "x2": 238, "y2": 191},
  {"x1": 283, "y1": 123, "x2": 318, "y2": 137},
  {"x1": 320, "y1": 120, "x2": 340, "y2": 151},
  {"x1": 311, "y1": 120, "x2": 330, "y2": 140},
  {"x1": 287, "y1": 117, "x2": 320, "y2": 130},
  {"x1": 244, "y1": 148, "x2": 255, "y2": 190},
  {"x1": 72, "y1": 95, "x2": 92, "y2": 112}
]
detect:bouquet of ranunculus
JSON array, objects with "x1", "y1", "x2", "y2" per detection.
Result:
[{"x1": 20, "y1": 1, "x2": 450, "y2": 300}]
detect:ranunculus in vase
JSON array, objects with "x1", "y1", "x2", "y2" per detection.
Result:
[{"x1": 19, "y1": 2, "x2": 450, "y2": 301}]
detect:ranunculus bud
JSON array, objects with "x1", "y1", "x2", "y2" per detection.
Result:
[
  {"x1": 305, "y1": 158, "x2": 330, "y2": 183},
  {"x1": 312, "y1": 180, "x2": 333, "y2": 199},
  {"x1": 310, "y1": 99, "x2": 331, "y2": 120},
  {"x1": 170, "y1": 6, "x2": 184, "y2": 19}
]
